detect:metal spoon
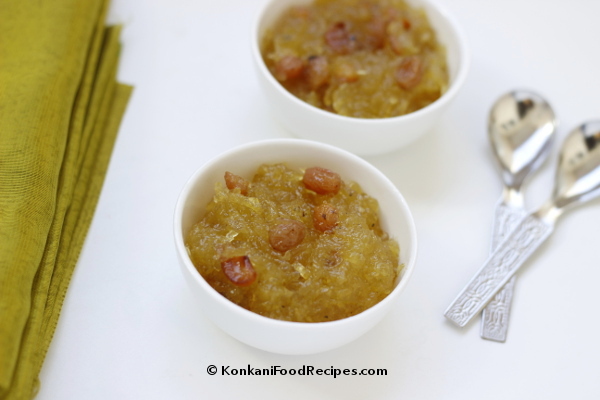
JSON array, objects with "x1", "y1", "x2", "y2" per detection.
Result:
[
  {"x1": 445, "y1": 121, "x2": 600, "y2": 328},
  {"x1": 481, "y1": 90, "x2": 557, "y2": 342}
]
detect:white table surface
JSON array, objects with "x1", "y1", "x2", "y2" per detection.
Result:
[{"x1": 37, "y1": 0, "x2": 600, "y2": 399}]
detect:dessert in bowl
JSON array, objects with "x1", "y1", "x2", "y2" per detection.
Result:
[
  {"x1": 174, "y1": 139, "x2": 417, "y2": 354},
  {"x1": 251, "y1": 0, "x2": 469, "y2": 155}
]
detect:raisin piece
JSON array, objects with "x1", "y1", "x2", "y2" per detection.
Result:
[
  {"x1": 325, "y1": 22, "x2": 356, "y2": 54},
  {"x1": 365, "y1": 15, "x2": 386, "y2": 49},
  {"x1": 313, "y1": 203, "x2": 339, "y2": 232},
  {"x1": 402, "y1": 18, "x2": 412, "y2": 30},
  {"x1": 395, "y1": 56, "x2": 422, "y2": 90},
  {"x1": 224, "y1": 171, "x2": 249, "y2": 195},
  {"x1": 274, "y1": 55, "x2": 304, "y2": 81},
  {"x1": 221, "y1": 256, "x2": 257, "y2": 286},
  {"x1": 269, "y1": 220, "x2": 306, "y2": 252},
  {"x1": 303, "y1": 167, "x2": 341, "y2": 195}
]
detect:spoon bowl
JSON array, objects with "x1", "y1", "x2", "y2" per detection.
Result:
[
  {"x1": 552, "y1": 121, "x2": 600, "y2": 209},
  {"x1": 488, "y1": 91, "x2": 557, "y2": 191}
]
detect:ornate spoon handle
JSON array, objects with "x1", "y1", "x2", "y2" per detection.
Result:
[
  {"x1": 445, "y1": 213, "x2": 554, "y2": 327},
  {"x1": 480, "y1": 200, "x2": 527, "y2": 341}
]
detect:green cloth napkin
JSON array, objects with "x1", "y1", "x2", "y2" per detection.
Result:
[{"x1": 0, "y1": 0, "x2": 132, "y2": 398}]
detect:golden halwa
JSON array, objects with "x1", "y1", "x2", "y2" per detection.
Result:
[
  {"x1": 261, "y1": 0, "x2": 449, "y2": 118},
  {"x1": 185, "y1": 164, "x2": 401, "y2": 322}
]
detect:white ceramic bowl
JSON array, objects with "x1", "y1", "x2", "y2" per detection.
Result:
[
  {"x1": 251, "y1": 0, "x2": 469, "y2": 156},
  {"x1": 174, "y1": 139, "x2": 417, "y2": 354}
]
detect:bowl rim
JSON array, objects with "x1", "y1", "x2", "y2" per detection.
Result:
[
  {"x1": 250, "y1": 0, "x2": 470, "y2": 125},
  {"x1": 173, "y1": 138, "x2": 418, "y2": 329}
]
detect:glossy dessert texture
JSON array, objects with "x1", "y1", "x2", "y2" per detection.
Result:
[
  {"x1": 261, "y1": 0, "x2": 448, "y2": 118},
  {"x1": 185, "y1": 163, "x2": 401, "y2": 322}
]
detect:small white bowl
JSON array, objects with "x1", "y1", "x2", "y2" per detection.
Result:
[
  {"x1": 174, "y1": 139, "x2": 417, "y2": 354},
  {"x1": 251, "y1": 0, "x2": 469, "y2": 156}
]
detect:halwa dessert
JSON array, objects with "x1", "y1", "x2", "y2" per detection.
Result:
[
  {"x1": 185, "y1": 164, "x2": 401, "y2": 322},
  {"x1": 261, "y1": 0, "x2": 449, "y2": 118}
]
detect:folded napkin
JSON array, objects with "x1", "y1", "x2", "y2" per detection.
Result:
[{"x1": 0, "y1": 0, "x2": 132, "y2": 398}]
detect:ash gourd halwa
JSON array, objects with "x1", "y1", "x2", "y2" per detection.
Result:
[
  {"x1": 185, "y1": 164, "x2": 401, "y2": 323},
  {"x1": 261, "y1": 0, "x2": 449, "y2": 118}
]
